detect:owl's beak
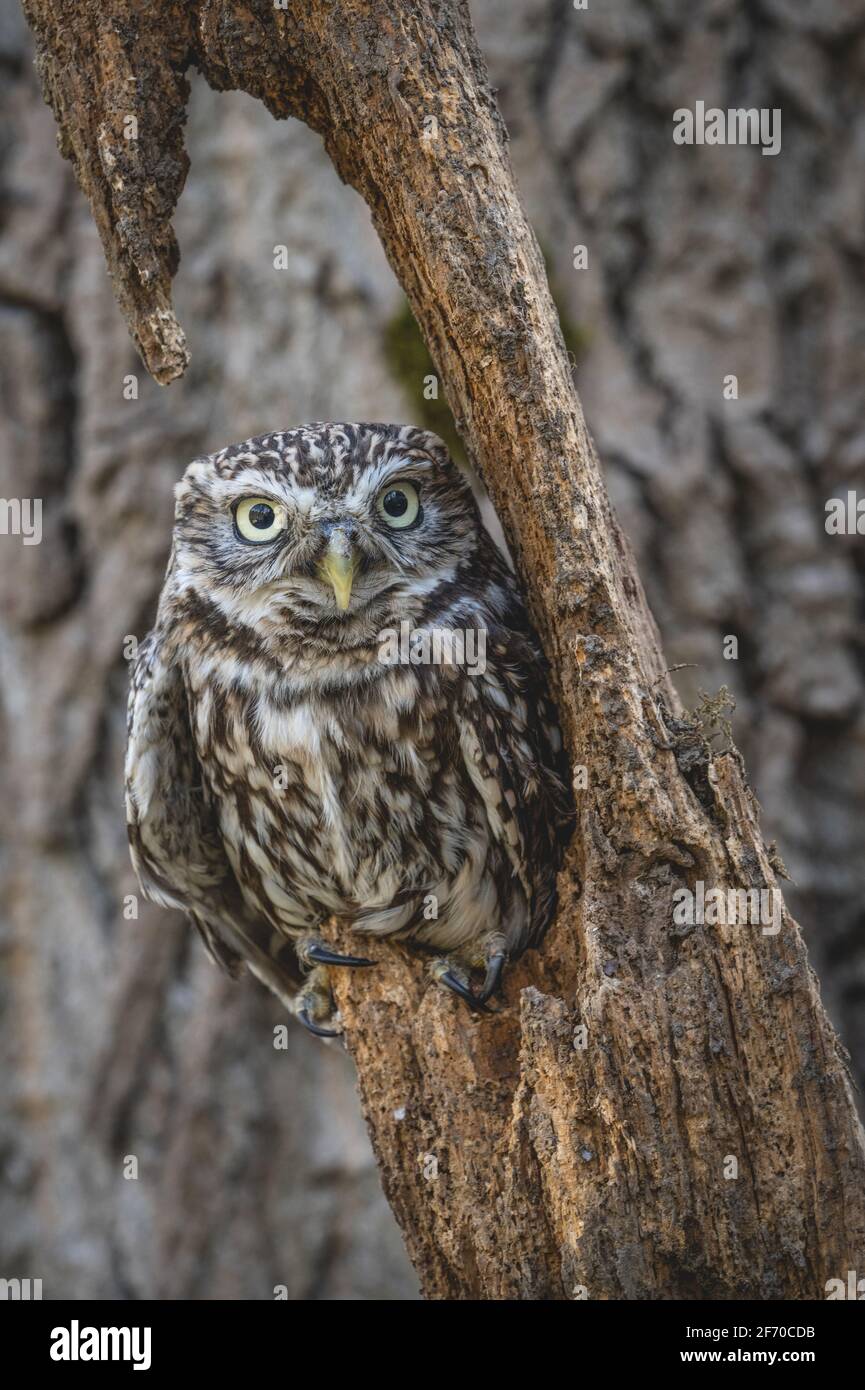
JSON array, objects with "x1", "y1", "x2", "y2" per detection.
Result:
[{"x1": 317, "y1": 528, "x2": 357, "y2": 612}]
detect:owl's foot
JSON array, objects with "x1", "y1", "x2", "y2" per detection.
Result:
[
  {"x1": 476, "y1": 947, "x2": 507, "y2": 1004},
  {"x1": 293, "y1": 936, "x2": 375, "y2": 1039},
  {"x1": 428, "y1": 936, "x2": 508, "y2": 1012},
  {"x1": 429, "y1": 957, "x2": 492, "y2": 1014},
  {"x1": 294, "y1": 965, "x2": 341, "y2": 1039},
  {"x1": 296, "y1": 933, "x2": 374, "y2": 969}
]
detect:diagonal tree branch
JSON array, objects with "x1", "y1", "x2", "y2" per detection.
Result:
[{"x1": 22, "y1": 0, "x2": 865, "y2": 1298}]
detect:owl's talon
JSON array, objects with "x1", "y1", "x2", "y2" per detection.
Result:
[
  {"x1": 305, "y1": 943, "x2": 374, "y2": 968},
  {"x1": 439, "y1": 969, "x2": 492, "y2": 1013},
  {"x1": 293, "y1": 963, "x2": 342, "y2": 1039},
  {"x1": 297, "y1": 1009, "x2": 342, "y2": 1039},
  {"x1": 477, "y1": 950, "x2": 506, "y2": 1004}
]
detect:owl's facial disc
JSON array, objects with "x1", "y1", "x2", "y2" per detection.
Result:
[{"x1": 175, "y1": 429, "x2": 482, "y2": 637}]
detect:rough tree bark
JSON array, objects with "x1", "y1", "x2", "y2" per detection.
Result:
[
  {"x1": 18, "y1": 0, "x2": 865, "y2": 1299},
  {"x1": 477, "y1": 0, "x2": 865, "y2": 1099}
]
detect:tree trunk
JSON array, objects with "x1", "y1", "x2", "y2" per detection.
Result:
[{"x1": 17, "y1": 0, "x2": 865, "y2": 1299}]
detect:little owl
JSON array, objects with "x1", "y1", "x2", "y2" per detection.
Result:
[{"x1": 126, "y1": 423, "x2": 573, "y2": 1035}]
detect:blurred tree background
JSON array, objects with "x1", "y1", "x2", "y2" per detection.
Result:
[{"x1": 1, "y1": 0, "x2": 863, "y2": 1298}]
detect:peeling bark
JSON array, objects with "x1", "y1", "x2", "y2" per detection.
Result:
[{"x1": 19, "y1": 0, "x2": 865, "y2": 1299}]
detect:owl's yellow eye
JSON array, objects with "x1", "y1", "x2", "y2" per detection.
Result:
[
  {"x1": 376, "y1": 480, "x2": 420, "y2": 529},
  {"x1": 235, "y1": 497, "x2": 287, "y2": 543}
]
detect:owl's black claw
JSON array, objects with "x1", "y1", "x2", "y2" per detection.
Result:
[
  {"x1": 305, "y1": 943, "x2": 374, "y2": 968},
  {"x1": 297, "y1": 1008, "x2": 342, "y2": 1039},
  {"x1": 294, "y1": 964, "x2": 343, "y2": 1038},
  {"x1": 477, "y1": 950, "x2": 506, "y2": 1004},
  {"x1": 439, "y1": 970, "x2": 492, "y2": 1013}
]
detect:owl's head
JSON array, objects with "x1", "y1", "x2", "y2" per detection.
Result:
[{"x1": 171, "y1": 423, "x2": 485, "y2": 644}]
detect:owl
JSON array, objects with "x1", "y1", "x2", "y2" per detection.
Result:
[{"x1": 125, "y1": 423, "x2": 573, "y2": 1036}]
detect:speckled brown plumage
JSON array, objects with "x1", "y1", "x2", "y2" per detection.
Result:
[{"x1": 126, "y1": 423, "x2": 573, "y2": 1031}]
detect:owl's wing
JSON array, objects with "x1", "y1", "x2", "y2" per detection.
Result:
[
  {"x1": 125, "y1": 629, "x2": 300, "y2": 1003},
  {"x1": 454, "y1": 595, "x2": 574, "y2": 948}
]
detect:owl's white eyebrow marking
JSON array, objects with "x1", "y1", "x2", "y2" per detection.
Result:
[
  {"x1": 345, "y1": 455, "x2": 434, "y2": 509},
  {"x1": 220, "y1": 476, "x2": 318, "y2": 516},
  {"x1": 284, "y1": 485, "x2": 318, "y2": 514}
]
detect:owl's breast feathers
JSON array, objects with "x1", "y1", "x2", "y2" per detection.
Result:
[{"x1": 126, "y1": 534, "x2": 573, "y2": 984}]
